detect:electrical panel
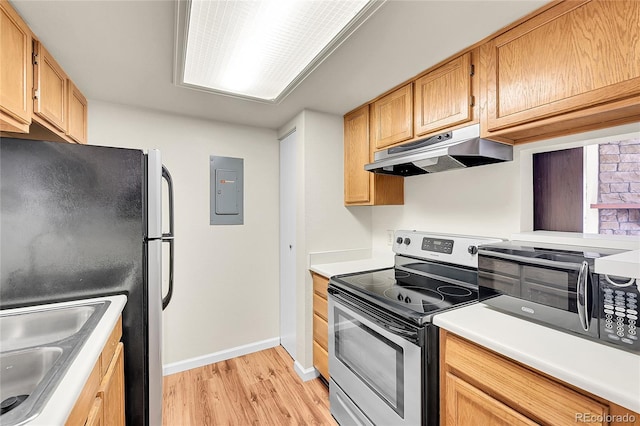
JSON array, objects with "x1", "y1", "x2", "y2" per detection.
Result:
[{"x1": 210, "y1": 156, "x2": 243, "y2": 225}]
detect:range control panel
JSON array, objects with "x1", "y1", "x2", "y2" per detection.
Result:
[
  {"x1": 422, "y1": 237, "x2": 454, "y2": 254},
  {"x1": 600, "y1": 276, "x2": 639, "y2": 351},
  {"x1": 392, "y1": 230, "x2": 503, "y2": 268}
]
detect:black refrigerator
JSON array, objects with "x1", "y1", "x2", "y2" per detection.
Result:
[{"x1": 0, "y1": 137, "x2": 174, "y2": 425}]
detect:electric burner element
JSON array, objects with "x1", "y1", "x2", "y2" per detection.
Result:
[{"x1": 437, "y1": 285, "x2": 473, "y2": 297}]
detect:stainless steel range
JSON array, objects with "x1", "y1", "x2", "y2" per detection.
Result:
[{"x1": 328, "y1": 230, "x2": 502, "y2": 426}]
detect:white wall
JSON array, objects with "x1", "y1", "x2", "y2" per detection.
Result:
[
  {"x1": 371, "y1": 123, "x2": 640, "y2": 252},
  {"x1": 278, "y1": 110, "x2": 372, "y2": 369},
  {"x1": 88, "y1": 100, "x2": 280, "y2": 365}
]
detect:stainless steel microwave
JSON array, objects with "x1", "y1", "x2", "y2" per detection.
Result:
[{"x1": 478, "y1": 241, "x2": 639, "y2": 352}]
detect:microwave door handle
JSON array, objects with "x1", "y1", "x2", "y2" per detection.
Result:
[
  {"x1": 162, "y1": 165, "x2": 174, "y2": 310},
  {"x1": 576, "y1": 261, "x2": 590, "y2": 332}
]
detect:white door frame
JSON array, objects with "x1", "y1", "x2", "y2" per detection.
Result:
[{"x1": 279, "y1": 130, "x2": 297, "y2": 359}]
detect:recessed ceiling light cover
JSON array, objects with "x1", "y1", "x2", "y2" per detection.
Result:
[{"x1": 181, "y1": 0, "x2": 377, "y2": 102}]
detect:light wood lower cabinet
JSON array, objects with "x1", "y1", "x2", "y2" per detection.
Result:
[
  {"x1": 85, "y1": 397, "x2": 104, "y2": 426},
  {"x1": 66, "y1": 317, "x2": 125, "y2": 426},
  {"x1": 311, "y1": 272, "x2": 330, "y2": 381},
  {"x1": 440, "y1": 330, "x2": 640, "y2": 426}
]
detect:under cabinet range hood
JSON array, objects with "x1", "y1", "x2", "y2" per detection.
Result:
[{"x1": 365, "y1": 124, "x2": 513, "y2": 176}]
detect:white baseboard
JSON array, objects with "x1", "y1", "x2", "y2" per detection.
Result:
[
  {"x1": 162, "y1": 337, "x2": 280, "y2": 376},
  {"x1": 293, "y1": 360, "x2": 320, "y2": 382}
]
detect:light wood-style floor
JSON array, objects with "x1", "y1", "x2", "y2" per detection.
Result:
[{"x1": 162, "y1": 346, "x2": 337, "y2": 425}]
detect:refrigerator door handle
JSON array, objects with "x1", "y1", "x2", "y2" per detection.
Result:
[{"x1": 162, "y1": 165, "x2": 175, "y2": 310}]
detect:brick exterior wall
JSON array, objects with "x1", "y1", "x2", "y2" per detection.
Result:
[{"x1": 598, "y1": 139, "x2": 640, "y2": 236}]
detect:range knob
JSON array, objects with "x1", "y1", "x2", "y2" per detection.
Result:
[
  {"x1": 468, "y1": 245, "x2": 478, "y2": 255},
  {"x1": 396, "y1": 237, "x2": 403, "y2": 244},
  {"x1": 405, "y1": 296, "x2": 412, "y2": 304},
  {"x1": 404, "y1": 238, "x2": 411, "y2": 245},
  {"x1": 397, "y1": 294, "x2": 404, "y2": 301}
]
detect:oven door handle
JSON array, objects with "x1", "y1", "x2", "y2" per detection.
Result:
[
  {"x1": 576, "y1": 261, "x2": 590, "y2": 332},
  {"x1": 330, "y1": 290, "x2": 420, "y2": 343},
  {"x1": 378, "y1": 321, "x2": 419, "y2": 341}
]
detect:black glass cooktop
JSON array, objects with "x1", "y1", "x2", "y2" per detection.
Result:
[{"x1": 331, "y1": 267, "x2": 479, "y2": 324}]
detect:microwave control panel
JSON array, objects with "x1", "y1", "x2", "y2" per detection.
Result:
[{"x1": 600, "y1": 276, "x2": 639, "y2": 351}]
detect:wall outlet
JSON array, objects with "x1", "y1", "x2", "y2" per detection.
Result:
[{"x1": 387, "y1": 230, "x2": 394, "y2": 246}]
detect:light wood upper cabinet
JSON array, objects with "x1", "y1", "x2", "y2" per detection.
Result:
[
  {"x1": 371, "y1": 83, "x2": 413, "y2": 149},
  {"x1": 67, "y1": 80, "x2": 88, "y2": 144},
  {"x1": 414, "y1": 52, "x2": 473, "y2": 137},
  {"x1": 483, "y1": 0, "x2": 640, "y2": 142},
  {"x1": 0, "y1": 0, "x2": 89, "y2": 143},
  {"x1": 33, "y1": 40, "x2": 68, "y2": 133},
  {"x1": 344, "y1": 105, "x2": 372, "y2": 204},
  {"x1": 344, "y1": 105, "x2": 404, "y2": 206},
  {"x1": 0, "y1": 0, "x2": 32, "y2": 133}
]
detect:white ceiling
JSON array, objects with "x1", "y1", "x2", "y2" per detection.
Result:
[{"x1": 12, "y1": 0, "x2": 547, "y2": 130}]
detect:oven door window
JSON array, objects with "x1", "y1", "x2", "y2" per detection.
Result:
[{"x1": 335, "y1": 309, "x2": 404, "y2": 416}]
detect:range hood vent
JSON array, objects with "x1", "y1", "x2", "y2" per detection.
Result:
[{"x1": 364, "y1": 124, "x2": 513, "y2": 176}]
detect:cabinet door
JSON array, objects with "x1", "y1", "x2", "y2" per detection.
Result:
[
  {"x1": 344, "y1": 105, "x2": 372, "y2": 204},
  {"x1": 0, "y1": 0, "x2": 32, "y2": 132},
  {"x1": 85, "y1": 397, "x2": 104, "y2": 426},
  {"x1": 371, "y1": 83, "x2": 413, "y2": 149},
  {"x1": 486, "y1": 0, "x2": 640, "y2": 132},
  {"x1": 444, "y1": 373, "x2": 537, "y2": 426},
  {"x1": 414, "y1": 53, "x2": 472, "y2": 137},
  {"x1": 67, "y1": 80, "x2": 87, "y2": 144},
  {"x1": 33, "y1": 41, "x2": 67, "y2": 132},
  {"x1": 442, "y1": 332, "x2": 609, "y2": 425},
  {"x1": 99, "y1": 343, "x2": 125, "y2": 426}
]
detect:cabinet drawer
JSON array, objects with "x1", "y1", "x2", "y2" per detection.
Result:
[
  {"x1": 312, "y1": 272, "x2": 329, "y2": 297},
  {"x1": 313, "y1": 313, "x2": 328, "y2": 351},
  {"x1": 313, "y1": 340, "x2": 329, "y2": 380},
  {"x1": 313, "y1": 293, "x2": 328, "y2": 321},
  {"x1": 443, "y1": 333, "x2": 608, "y2": 425}
]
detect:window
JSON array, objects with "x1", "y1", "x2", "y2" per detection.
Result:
[{"x1": 532, "y1": 138, "x2": 640, "y2": 235}]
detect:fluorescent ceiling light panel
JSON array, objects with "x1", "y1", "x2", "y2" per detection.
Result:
[{"x1": 182, "y1": 0, "x2": 374, "y2": 102}]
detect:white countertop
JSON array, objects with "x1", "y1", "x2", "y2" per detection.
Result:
[
  {"x1": 511, "y1": 231, "x2": 640, "y2": 251},
  {"x1": 309, "y1": 257, "x2": 394, "y2": 278},
  {"x1": 595, "y1": 249, "x2": 640, "y2": 279},
  {"x1": 434, "y1": 303, "x2": 640, "y2": 413},
  {"x1": 2, "y1": 295, "x2": 127, "y2": 426}
]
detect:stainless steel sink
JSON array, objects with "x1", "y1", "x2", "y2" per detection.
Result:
[
  {"x1": 0, "y1": 305, "x2": 96, "y2": 352},
  {"x1": 0, "y1": 300, "x2": 110, "y2": 426}
]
